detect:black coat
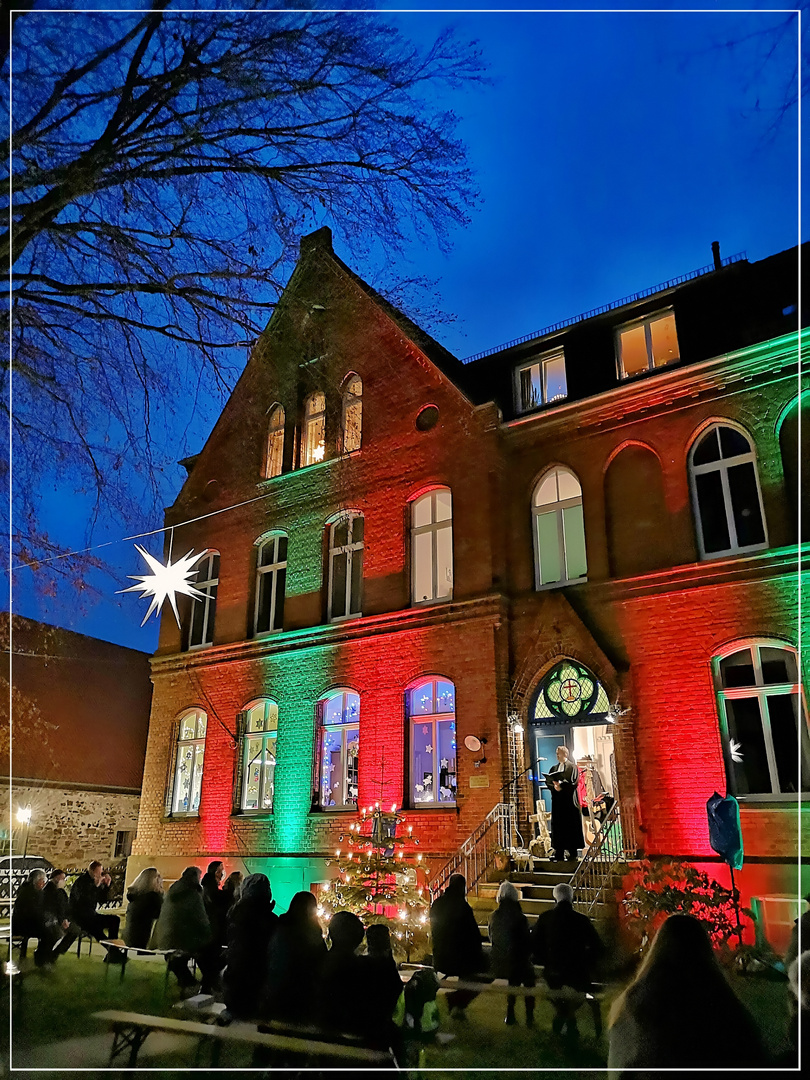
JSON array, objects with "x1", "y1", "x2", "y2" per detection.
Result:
[
  {"x1": 359, "y1": 954, "x2": 405, "y2": 1031},
  {"x1": 123, "y1": 890, "x2": 163, "y2": 949},
  {"x1": 42, "y1": 881, "x2": 70, "y2": 927},
  {"x1": 69, "y1": 871, "x2": 110, "y2": 929},
  {"x1": 429, "y1": 884, "x2": 484, "y2": 976},
  {"x1": 547, "y1": 763, "x2": 585, "y2": 856},
  {"x1": 317, "y1": 949, "x2": 367, "y2": 1034},
  {"x1": 265, "y1": 913, "x2": 326, "y2": 1022},
  {"x1": 223, "y1": 895, "x2": 279, "y2": 1019},
  {"x1": 488, "y1": 898, "x2": 532, "y2": 981},
  {"x1": 201, "y1": 873, "x2": 229, "y2": 947},
  {"x1": 12, "y1": 882, "x2": 47, "y2": 936},
  {"x1": 530, "y1": 900, "x2": 603, "y2": 990},
  {"x1": 154, "y1": 875, "x2": 212, "y2": 954}
]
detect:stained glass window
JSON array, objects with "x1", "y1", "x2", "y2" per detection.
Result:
[{"x1": 533, "y1": 661, "x2": 610, "y2": 722}]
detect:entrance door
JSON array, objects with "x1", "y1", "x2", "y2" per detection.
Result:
[{"x1": 533, "y1": 730, "x2": 569, "y2": 812}]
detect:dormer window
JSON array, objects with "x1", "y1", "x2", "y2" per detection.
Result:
[
  {"x1": 616, "y1": 310, "x2": 679, "y2": 378},
  {"x1": 515, "y1": 351, "x2": 567, "y2": 413}
]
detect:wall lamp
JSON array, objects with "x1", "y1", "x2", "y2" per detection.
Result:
[{"x1": 464, "y1": 735, "x2": 488, "y2": 767}]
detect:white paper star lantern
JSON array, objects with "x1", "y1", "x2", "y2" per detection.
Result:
[
  {"x1": 119, "y1": 544, "x2": 207, "y2": 626},
  {"x1": 729, "y1": 738, "x2": 744, "y2": 764}
]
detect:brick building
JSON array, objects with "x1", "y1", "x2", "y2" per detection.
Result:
[{"x1": 130, "y1": 229, "x2": 808, "y2": 932}]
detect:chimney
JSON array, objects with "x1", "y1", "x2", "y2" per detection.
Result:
[{"x1": 711, "y1": 240, "x2": 722, "y2": 271}]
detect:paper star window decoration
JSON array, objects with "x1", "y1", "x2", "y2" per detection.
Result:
[
  {"x1": 729, "y1": 739, "x2": 744, "y2": 763},
  {"x1": 440, "y1": 758, "x2": 448, "y2": 769},
  {"x1": 424, "y1": 744, "x2": 433, "y2": 754},
  {"x1": 119, "y1": 544, "x2": 207, "y2": 626}
]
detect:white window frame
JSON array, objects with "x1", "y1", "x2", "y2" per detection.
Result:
[
  {"x1": 341, "y1": 374, "x2": 363, "y2": 453},
  {"x1": 302, "y1": 391, "x2": 326, "y2": 466},
  {"x1": 514, "y1": 350, "x2": 567, "y2": 413},
  {"x1": 411, "y1": 488, "x2": 453, "y2": 605},
  {"x1": 615, "y1": 309, "x2": 679, "y2": 379},
  {"x1": 689, "y1": 423, "x2": 769, "y2": 560},
  {"x1": 253, "y1": 533, "x2": 287, "y2": 635},
  {"x1": 239, "y1": 699, "x2": 278, "y2": 813},
  {"x1": 187, "y1": 551, "x2": 219, "y2": 650},
  {"x1": 328, "y1": 513, "x2": 363, "y2": 622},
  {"x1": 170, "y1": 708, "x2": 207, "y2": 816},
  {"x1": 713, "y1": 641, "x2": 809, "y2": 803},
  {"x1": 318, "y1": 689, "x2": 360, "y2": 810},
  {"x1": 532, "y1": 468, "x2": 587, "y2": 589},
  {"x1": 264, "y1": 403, "x2": 285, "y2": 479},
  {"x1": 408, "y1": 677, "x2": 457, "y2": 807}
]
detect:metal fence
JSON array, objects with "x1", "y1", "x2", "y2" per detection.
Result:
[
  {"x1": 429, "y1": 802, "x2": 514, "y2": 900},
  {"x1": 0, "y1": 859, "x2": 127, "y2": 915},
  {"x1": 569, "y1": 800, "x2": 628, "y2": 915}
]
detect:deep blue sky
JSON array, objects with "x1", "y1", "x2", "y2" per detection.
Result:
[{"x1": 12, "y1": 2, "x2": 803, "y2": 652}]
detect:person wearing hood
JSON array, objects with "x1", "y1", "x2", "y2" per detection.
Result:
[
  {"x1": 265, "y1": 890, "x2": 326, "y2": 1023},
  {"x1": 222, "y1": 873, "x2": 278, "y2": 1020},
  {"x1": 429, "y1": 873, "x2": 485, "y2": 1019},
  {"x1": 123, "y1": 867, "x2": 164, "y2": 949},
  {"x1": 200, "y1": 860, "x2": 229, "y2": 947},
  {"x1": 154, "y1": 865, "x2": 221, "y2": 993},
  {"x1": 317, "y1": 910, "x2": 367, "y2": 1034},
  {"x1": 488, "y1": 880, "x2": 536, "y2": 1027}
]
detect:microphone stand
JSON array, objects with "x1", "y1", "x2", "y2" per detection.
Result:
[{"x1": 498, "y1": 765, "x2": 534, "y2": 849}]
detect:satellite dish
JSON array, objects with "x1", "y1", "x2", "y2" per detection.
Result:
[{"x1": 464, "y1": 735, "x2": 482, "y2": 753}]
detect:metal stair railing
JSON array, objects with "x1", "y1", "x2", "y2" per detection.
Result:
[
  {"x1": 428, "y1": 802, "x2": 514, "y2": 900},
  {"x1": 568, "y1": 800, "x2": 627, "y2": 916}
]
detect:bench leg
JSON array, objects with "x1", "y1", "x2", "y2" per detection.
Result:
[
  {"x1": 110, "y1": 1024, "x2": 149, "y2": 1067},
  {"x1": 589, "y1": 997, "x2": 603, "y2": 1038}
]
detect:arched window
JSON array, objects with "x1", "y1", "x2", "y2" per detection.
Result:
[
  {"x1": 328, "y1": 513, "x2": 363, "y2": 621},
  {"x1": 236, "y1": 699, "x2": 278, "y2": 812},
  {"x1": 342, "y1": 374, "x2": 363, "y2": 453},
  {"x1": 265, "y1": 404, "x2": 285, "y2": 479},
  {"x1": 302, "y1": 391, "x2": 326, "y2": 466},
  {"x1": 532, "y1": 467, "x2": 587, "y2": 588},
  {"x1": 779, "y1": 396, "x2": 809, "y2": 543},
  {"x1": 187, "y1": 551, "x2": 219, "y2": 649},
  {"x1": 411, "y1": 488, "x2": 453, "y2": 604},
  {"x1": 169, "y1": 709, "x2": 207, "y2": 815},
  {"x1": 254, "y1": 533, "x2": 287, "y2": 635},
  {"x1": 408, "y1": 677, "x2": 457, "y2": 805},
  {"x1": 605, "y1": 446, "x2": 670, "y2": 576},
  {"x1": 714, "y1": 642, "x2": 809, "y2": 800},
  {"x1": 318, "y1": 689, "x2": 359, "y2": 809},
  {"x1": 689, "y1": 424, "x2": 767, "y2": 559}
]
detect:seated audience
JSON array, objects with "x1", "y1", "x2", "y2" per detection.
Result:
[
  {"x1": 123, "y1": 867, "x2": 164, "y2": 949},
  {"x1": 154, "y1": 865, "x2": 222, "y2": 993},
  {"x1": 317, "y1": 911, "x2": 367, "y2": 1034},
  {"x1": 69, "y1": 860, "x2": 120, "y2": 942},
  {"x1": 43, "y1": 869, "x2": 78, "y2": 958},
  {"x1": 488, "y1": 880, "x2": 536, "y2": 1027},
  {"x1": 201, "y1": 860, "x2": 229, "y2": 948},
  {"x1": 265, "y1": 890, "x2": 326, "y2": 1023},
  {"x1": 12, "y1": 868, "x2": 59, "y2": 967},
  {"x1": 429, "y1": 873, "x2": 486, "y2": 1019},
  {"x1": 222, "y1": 870, "x2": 243, "y2": 910},
  {"x1": 223, "y1": 873, "x2": 279, "y2": 1020},
  {"x1": 786, "y1": 949, "x2": 809, "y2": 1062},
  {"x1": 361, "y1": 923, "x2": 406, "y2": 1060}
]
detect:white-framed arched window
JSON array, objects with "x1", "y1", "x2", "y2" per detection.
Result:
[
  {"x1": 342, "y1": 374, "x2": 363, "y2": 453},
  {"x1": 169, "y1": 708, "x2": 207, "y2": 815},
  {"x1": 411, "y1": 488, "x2": 453, "y2": 604},
  {"x1": 236, "y1": 699, "x2": 278, "y2": 812},
  {"x1": 318, "y1": 689, "x2": 360, "y2": 809},
  {"x1": 408, "y1": 677, "x2": 457, "y2": 806},
  {"x1": 265, "y1": 404, "x2": 285, "y2": 479},
  {"x1": 532, "y1": 467, "x2": 587, "y2": 588},
  {"x1": 328, "y1": 513, "x2": 363, "y2": 621},
  {"x1": 689, "y1": 423, "x2": 768, "y2": 559},
  {"x1": 713, "y1": 641, "x2": 809, "y2": 801},
  {"x1": 254, "y1": 533, "x2": 287, "y2": 635},
  {"x1": 302, "y1": 391, "x2": 326, "y2": 466},
  {"x1": 187, "y1": 550, "x2": 219, "y2": 649}
]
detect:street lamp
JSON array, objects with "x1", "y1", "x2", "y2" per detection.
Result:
[{"x1": 16, "y1": 806, "x2": 32, "y2": 858}]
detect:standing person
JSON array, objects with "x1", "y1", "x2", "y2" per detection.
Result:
[
  {"x1": 607, "y1": 914, "x2": 766, "y2": 1075},
  {"x1": 531, "y1": 882, "x2": 603, "y2": 1040},
  {"x1": 222, "y1": 871, "x2": 243, "y2": 909},
  {"x1": 222, "y1": 873, "x2": 278, "y2": 1021},
  {"x1": 488, "y1": 881, "x2": 536, "y2": 1027},
  {"x1": 43, "y1": 869, "x2": 78, "y2": 958},
  {"x1": 201, "y1": 860, "x2": 229, "y2": 947},
  {"x1": 429, "y1": 873, "x2": 485, "y2": 1020},
  {"x1": 123, "y1": 867, "x2": 164, "y2": 949},
  {"x1": 12, "y1": 868, "x2": 59, "y2": 968},
  {"x1": 154, "y1": 865, "x2": 222, "y2": 994},
  {"x1": 264, "y1": 890, "x2": 326, "y2": 1024},
  {"x1": 69, "y1": 861, "x2": 120, "y2": 941},
  {"x1": 545, "y1": 746, "x2": 584, "y2": 862}
]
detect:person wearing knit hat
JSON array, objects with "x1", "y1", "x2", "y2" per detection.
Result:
[{"x1": 488, "y1": 880, "x2": 536, "y2": 1026}]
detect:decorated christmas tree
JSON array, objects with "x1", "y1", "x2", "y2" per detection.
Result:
[{"x1": 319, "y1": 803, "x2": 430, "y2": 960}]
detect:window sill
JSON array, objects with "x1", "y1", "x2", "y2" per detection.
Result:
[
  {"x1": 403, "y1": 804, "x2": 459, "y2": 813},
  {"x1": 535, "y1": 576, "x2": 587, "y2": 592},
  {"x1": 161, "y1": 814, "x2": 200, "y2": 824},
  {"x1": 699, "y1": 543, "x2": 769, "y2": 561},
  {"x1": 186, "y1": 642, "x2": 214, "y2": 652},
  {"x1": 230, "y1": 811, "x2": 274, "y2": 820},
  {"x1": 737, "y1": 795, "x2": 809, "y2": 806},
  {"x1": 412, "y1": 595, "x2": 454, "y2": 608},
  {"x1": 311, "y1": 806, "x2": 357, "y2": 815},
  {"x1": 618, "y1": 359, "x2": 680, "y2": 382},
  {"x1": 515, "y1": 398, "x2": 569, "y2": 416}
]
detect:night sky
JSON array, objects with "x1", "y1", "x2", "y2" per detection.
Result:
[{"x1": 11, "y1": 2, "x2": 803, "y2": 652}]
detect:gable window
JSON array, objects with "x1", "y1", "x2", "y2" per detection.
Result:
[
  {"x1": 616, "y1": 311, "x2": 679, "y2": 378},
  {"x1": 328, "y1": 513, "x2": 364, "y2": 621},
  {"x1": 302, "y1": 391, "x2": 326, "y2": 466},
  {"x1": 237, "y1": 699, "x2": 278, "y2": 812},
  {"x1": 318, "y1": 689, "x2": 359, "y2": 809},
  {"x1": 714, "y1": 643, "x2": 809, "y2": 801},
  {"x1": 532, "y1": 467, "x2": 587, "y2": 588},
  {"x1": 254, "y1": 533, "x2": 287, "y2": 635},
  {"x1": 265, "y1": 404, "x2": 285, "y2": 479},
  {"x1": 408, "y1": 678, "x2": 457, "y2": 805},
  {"x1": 515, "y1": 351, "x2": 567, "y2": 413},
  {"x1": 689, "y1": 424, "x2": 767, "y2": 559},
  {"x1": 169, "y1": 709, "x2": 207, "y2": 815},
  {"x1": 187, "y1": 551, "x2": 219, "y2": 649},
  {"x1": 342, "y1": 374, "x2": 363, "y2": 453},
  {"x1": 411, "y1": 488, "x2": 453, "y2": 604}
]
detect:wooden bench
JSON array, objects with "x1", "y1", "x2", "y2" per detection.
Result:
[
  {"x1": 93, "y1": 1009, "x2": 399, "y2": 1068},
  {"x1": 437, "y1": 976, "x2": 606, "y2": 1036}
]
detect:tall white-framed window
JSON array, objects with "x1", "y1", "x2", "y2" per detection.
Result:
[
  {"x1": 616, "y1": 310, "x2": 679, "y2": 378},
  {"x1": 714, "y1": 642, "x2": 809, "y2": 801},
  {"x1": 408, "y1": 677, "x2": 457, "y2": 806},
  {"x1": 265, "y1": 404, "x2": 285, "y2": 479},
  {"x1": 254, "y1": 533, "x2": 287, "y2": 635},
  {"x1": 689, "y1": 423, "x2": 768, "y2": 559},
  {"x1": 318, "y1": 689, "x2": 360, "y2": 809},
  {"x1": 302, "y1": 391, "x2": 326, "y2": 466},
  {"x1": 532, "y1": 467, "x2": 587, "y2": 588},
  {"x1": 328, "y1": 513, "x2": 363, "y2": 621},
  {"x1": 187, "y1": 551, "x2": 219, "y2": 649},
  {"x1": 237, "y1": 699, "x2": 278, "y2": 812},
  {"x1": 411, "y1": 488, "x2": 453, "y2": 604},
  {"x1": 342, "y1": 374, "x2": 363, "y2": 453},
  {"x1": 169, "y1": 708, "x2": 207, "y2": 815},
  {"x1": 514, "y1": 351, "x2": 567, "y2": 413}
]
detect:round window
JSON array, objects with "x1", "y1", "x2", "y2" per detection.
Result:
[{"x1": 415, "y1": 405, "x2": 440, "y2": 432}]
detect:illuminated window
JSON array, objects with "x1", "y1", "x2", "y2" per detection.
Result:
[
  {"x1": 265, "y1": 404, "x2": 285, "y2": 479},
  {"x1": 342, "y1": 374, "x2": 363, "y2": 453},
  {"x1": 328, "y1": 514, "x2": 363, "y2": 621},
  {"x1": 689, "y1": 424, "x2": 767, "y2": 559},
  {"x1": 187, "y1": 551, "x2": 219, "y2": 649},
  {"x1": 408, "y1": 678, "x2": 457, "y2": 806},
  {"x1": 237, "y1": 700, "x2": 278, "y2": 812},
  {"x1": 616, "y1": 311, "x2": 679, "y2": 378},
  {"x1": 169, "y1": 709, "x2": 207, "y2": 815},
  {"x1": 532, "y1": 468, "x2": 587, "y2": 588},
  {"x1": 515, "y1": 351, "x2": 567, "y2": 413},
  {"x1": 411, "y1": 488, "x2": 453, "y2": 604},
  {"x1": 318, "y1": 689, "x2": 359, "y2": 809},
  {"x1": 714, "y1": 642, "x2": 809, "y2": 801},
  {"x1": 302, "y1": 391, "x2": 326, "y2": 466},
  {"x1": 254, "y1": 533, "x2": 287, "y2": 635}
]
